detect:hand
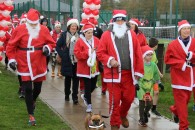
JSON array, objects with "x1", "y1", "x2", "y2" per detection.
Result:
[
  {"x1": 159, "y1": 73, "x2": 163, "y2": 78},
  {"x1": 110, "y1": 59, "x2": 119, "y2": 67},
  {"x1": 9, "y1": 62, "x2": 17, "y2": 71},
  {"x1": 43, "y1": 47, "x2": 49, "y2": 56},
  {"x1": 135, "y1": 84, "x2": 140, "y2": 90},
  {"x1": 135, "y1": 75, "x2": 141, "y2": 80},
  {"x1": 91, "y1": 48, "x2": 96, "y2": 53}
]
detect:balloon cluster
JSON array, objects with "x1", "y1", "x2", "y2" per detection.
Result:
[
  {"x1": 0, "y1": 0, "x2": 13, "y2": 61},
  {"x1": 81, "y1": 0, "x2": 101, "y2": 21}
]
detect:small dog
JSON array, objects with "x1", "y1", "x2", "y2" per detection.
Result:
[{"x1": 84, "y1": 112, "x2": 106, "y2": 130}]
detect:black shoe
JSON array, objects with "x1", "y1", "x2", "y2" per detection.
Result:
[
  {"x1": 151, "y1": 110, "x2": 161, "y2": 116},
  {"x1": 144, "y1": 112, "x2": 148, "y2": 123},
  {"x1": 159, "y1": 83, "x2": 164, "y2": 91},
  {"x1": 102, "y1": 91, "x2": 106, "y2": 95},
  {"x1": 19, "y1": 93, "x2": 25, "y2": 98},
  {"x1": 73, "y1": 99, "x2": 78, "y2": 104},
  {"x1": 172, "y1": 112, "x2": 179, "y2": 123},
  {"x1": 65, "y1": 96, "x2": 70, "y2": 101}
]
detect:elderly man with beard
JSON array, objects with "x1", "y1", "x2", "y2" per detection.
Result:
[
  {"x1": 6, "y1": 8, "x2": 56, "y2": 126},
  {"x1": 96, "y1": 10, "x2": 144, "y2": 130}
]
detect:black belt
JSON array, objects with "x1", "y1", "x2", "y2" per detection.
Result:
[{"x1": 18, "y1": 47, "x2": 42, "y2": 51}]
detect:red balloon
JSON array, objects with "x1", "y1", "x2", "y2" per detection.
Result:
[
  {"x1": 0, "y1": 3, "x2": 6, "y2": 10},
  {"x1": 85, "y1": 0, "x2": 93, "y2": 4},
  {"x1": 4, "y1": 16, "x2": 11, "y2": 21},
  {"x1": 89, "y1": 17, "x2": 98, "y2": 25},
  {"x1": 83, "y1": 8, "x2": 91, "y2": 15},
  {"x1": 0, "y1": 36, "x2": 6, "y2": 42},
  {"x1": 0, "y1": 14, "x2": 3, "y2": 21},
  {"x1": 6, "y1": 5, "x2": 14, "y2": 11},
  {"x1": 3, "y1": 26, "x2": 9, "y2": 31},
  {"x1": 0, "y1": 46, "x2": 4, "y2": 51},
  {"x1": 0, "y1": 56, "x2": 3, "y2": 61},
  {"x1": 0, "y1": 25, "x2": 4, "y2": 30},
  {"x1": 92, "y1": 10, "x2": 99, "y2": 15},
  {"x1": 93, "y1": 0, "x2": 101, "y2": 5}
]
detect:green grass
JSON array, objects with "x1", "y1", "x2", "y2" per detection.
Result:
[
  {"x1": 158, "y1": 73, "x2": 195, "y2": 129},
  {"x1": 0, "y1": 63, "x2": 71, "y2": 130}
]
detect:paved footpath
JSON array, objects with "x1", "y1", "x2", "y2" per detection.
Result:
[{"x1": 39, "y1": 72, "x2": 180, "y2": 130}]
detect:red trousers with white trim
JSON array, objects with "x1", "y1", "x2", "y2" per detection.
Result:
[
  {"x1": 107, "y1": 70, "x2": 135, "y2": 128},
  {"x1": 101, "y1": 72, "x2": 107, "y2": 92},
  {"x1": 171, "y1": 88, "x2": 191, "y2": 130}
]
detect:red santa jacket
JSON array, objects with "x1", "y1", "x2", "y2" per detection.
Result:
[
  {"x1": 3, "y1": 29, "x2": 13, "y2": 52},
  {"x1": 137, "y1": 31, "x2": 147, "y2": 47},
  {"x1": 164, "y1": 37, "x2": 195, "y2": 91},
  {"x1": 6, "y1": 24, "x2": 56, "y2": 81},
  {"x1": 51, "y1": 30, "x2": 63, "y2": 42},
  {"x1": 96, "y1": 30, "x2": 144, "y2": 84},
  {"x1": 74, "y1": 35, "x2": 100, "y2": 78}
]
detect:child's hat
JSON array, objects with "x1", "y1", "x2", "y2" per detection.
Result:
[{"x1": 141, "y1": 45, "x2": 153, "y2": 58}]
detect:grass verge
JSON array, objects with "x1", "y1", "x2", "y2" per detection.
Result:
[{"x1": 0, "y1": 63, "x2": 71, "y2": 130}]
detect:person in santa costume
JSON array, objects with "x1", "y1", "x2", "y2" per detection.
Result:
[
  {"x1": 96, "y1": 10, "x2": 144, "y2": 130},
  {"x1": 56, "y1": 18, "x2": 80, "y2": 104},
  {"x1": 50, "y1": 21, "x2": 63, "y2": 78},
  {"x1": 164, "y1": 20, "x2": 195, "y2": 130},
  {"x1": 6, "y1": 8, "x2": 56, "y2": 126},
  {"x1": 19, "y1": 13, "x2": 27, "y2": 25},
  {"x1": 74, "y1": 23, "x2": 100, "y2": 112}
]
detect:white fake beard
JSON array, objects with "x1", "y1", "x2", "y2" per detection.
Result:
[
  {"x1": 113, "y1": 22, "x2": 127, "y2": 39},
  {"x1": 26, "y1": 23, "x2": 40, "y2": 39}
]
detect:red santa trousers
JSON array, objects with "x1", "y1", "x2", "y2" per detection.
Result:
[
  {"x1": 171, "y1": 88, "x2": 191, "y2": 130},
  {"x1": 101, "y1": 72, "x2": 107, "y2": 92},
  {"x1": 193, "y1": 87, "x2": 195, "y2": 103},
  {"x1": 107, "y1": 70, "x2": 135, "y2": 128}
]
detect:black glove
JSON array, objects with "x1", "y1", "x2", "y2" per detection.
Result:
[
  {"x1": 159, "y1": 83, "x2": 164, "y2": 91},
  {"x1": 43, "y1": 47, "x2": 49, "y2": 56},
  {"x1": 9, "y1": 62, "x2": 17, "y2": 71},
  {"x1": 135, "y1": 84, "x2": 140, "y2": 90}
]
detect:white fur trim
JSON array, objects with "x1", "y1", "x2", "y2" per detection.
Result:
[
  {"x1": 186, "y1": 51, "x2": 193, "y2": 61},
  {"x1": 143, "y1": 50, "x2": 153, "y2": 58},
  {"x1": 172, "y1": 84, "x2": 193, "y2": 91},
  {"x1": 8, "y1": 59, "x2": 17, "y2": 66},
  {"x1": 178, "y1": 37, "x2": 192, "y2": 54},
  {"x1": 129, "y1": 20, "x2": 138, "y2": 26},
  {"x1": 67, "y1": 19, "x2": 79, "y2": 27},
  {"x1": 182, "y1": 62, "x2": 187, "y2": 71},
  {"x1": 43, "y1": 45, "x2": 51, "y2": 56},
  {"x1": 178, "y1": 23, "x2": 191, "y2": 32},
  {"x1": 107, "y1": 57, "x2": 114, "y2": 68},
  {"x1": 26, "y1": 18, "x2": 39, "y2": 24},
  {"x1": 83, "y1": 28, "x2": 94, "y2": 33},
  {"x1": 113, "y1": 14, "x2": 126, "y2": 18},
  {"x1": 135, "y1": 72, "x2": 144, "y2": 78}
]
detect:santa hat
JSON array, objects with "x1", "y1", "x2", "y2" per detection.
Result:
[
  {"x1": 26, "y1": 8, "x2": 40, "y2": 24},
  {"x1": 141, "y1": 45, "x2": 153, "y2": 58},
  {"x1": 14, "y1": 14, "x2": 18, "y2": 18},
  {"x1": 12, "y1": 18, "x2": 19, "y2": 23},
  {"x1": 54, "y1": 21, "x2": 61, "y2": 28},
  {"x1": 20, "y1": 13, "x2": 27, "y2": 24},
  {"x1": 82, "y1": 23, "x2": 94, "y2": 32},
  {"x1": 129, "y1": 18, "x2": 141, "y2": 26},
  {"x1": 80, "y1": 19, "x2": 88, "y2": 26},
  {"x1": 112, "y1": 10, "x2": 127, "y2": 19},
  {"x1": 178, "y1": 20, "x2": 191, "y2": 32},
  {"x1": 67, "y1": 18, "x2": 79, "y2": 27}
]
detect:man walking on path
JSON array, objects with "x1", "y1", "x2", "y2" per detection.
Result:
[{"x1": 96, "y1": 10, "x2": 144, "y2": 130}]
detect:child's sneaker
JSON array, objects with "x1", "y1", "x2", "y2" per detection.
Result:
[
  {"x1": 86, "y1": 104, "x2": 92, "y2": 113},
  {"x1": 193, "y1": 105, "x2": 195, "y2": 111},
  {"x1": 138, "y1": 119, "x2": 147, "y2": 127},
  {"x1": 151, "y1": 109, "x2": 161, "y2": 117},
  {"x1": 144, "y1": 112, "x2": 149, "y2": 123},
  {"x1": 28, "y1": 115, "x2": 36, "y2": 126},
  {"x1": 81, "y1": 94, "x2": 88, "y2": 106},
  {"x1": 19, "y1": 91, "x2": 25, "y2": 98},
  {"x1": 171, "y1": 112, "x2": 179, "y2": 123}
]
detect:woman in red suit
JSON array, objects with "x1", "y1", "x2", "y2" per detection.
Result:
[{"x1": 74, "y1": 23, "x2": 100, "y2": 113}]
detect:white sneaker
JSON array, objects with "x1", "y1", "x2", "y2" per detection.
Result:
[
  {"x1": 81, "y1": 94, "x2": 88, "y2": 106},
  {"x1": 86, "y1": 104, "x2": 92, "y2": 113},
  {"x1": 133, "y1": 98, "x2": 139, "y2": 106}
]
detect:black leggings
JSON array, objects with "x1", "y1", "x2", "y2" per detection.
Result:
[
  {"x1": 83, "y1": 76, "x2": 98, "y2": 104},
  {"x1": 139, "y1": 100, "x2": 152, "y2": 120},
  {"x1": 23, "y1": 81, "x2": 42, "y2": 115}
]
